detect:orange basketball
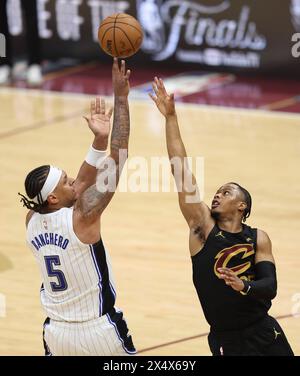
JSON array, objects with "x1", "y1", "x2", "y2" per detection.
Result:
[{"x1": 98, "y1": 13, "x2": 144, "y2": 58}]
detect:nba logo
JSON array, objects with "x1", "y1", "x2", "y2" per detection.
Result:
[
  {"x1": 0, "y1": 293, "x2": 6, "y2": 318},
  {"x1": 0, "y1": 33, "x2": 6, "y2": 57},
  {"x1": 43, "y1": 220, "x2": 48, "y2": 230}
]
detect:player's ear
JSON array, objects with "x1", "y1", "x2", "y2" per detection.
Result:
[
  {"x1": 47, "y1": 194, "x2": 59, "y2": 205},
  {"x1": 238, "y1": 201, "x2": 247, "y2": 212}
]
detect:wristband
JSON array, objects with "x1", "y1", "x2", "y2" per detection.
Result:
[
  {"x1": 240, "y1": 280, "x2": 251, "y2": 296},
  {"x1": 85, "y1": 145, "x2": 107, "y2": 167}
]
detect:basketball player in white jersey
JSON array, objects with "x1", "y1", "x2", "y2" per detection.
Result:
[{"x1": 19, "y1": 58, "x2": 136, "y2": 356}]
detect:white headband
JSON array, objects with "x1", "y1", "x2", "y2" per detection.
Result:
[{"x1": 32, "y1": 166, "x2": 63, "y2": 204}]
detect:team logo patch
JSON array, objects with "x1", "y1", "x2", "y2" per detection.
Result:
[{"x1": 214, "y1": 243, "x2": 254, "y2": 278}]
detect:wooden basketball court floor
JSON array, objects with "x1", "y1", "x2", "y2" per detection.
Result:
[{"x1": 0, "y1": 87, "x2": 299, "y2": 355}]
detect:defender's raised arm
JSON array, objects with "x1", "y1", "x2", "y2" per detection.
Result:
[{"x1": 150, "y1": 77, "x2": 214, "y2": 243}]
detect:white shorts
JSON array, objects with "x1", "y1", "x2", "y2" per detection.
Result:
[{"x1": 43, "y1": 308, "x2": 136, "y2": 356}]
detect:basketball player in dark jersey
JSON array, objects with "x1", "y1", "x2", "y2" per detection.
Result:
[{"x1": 150, "y1": 77, "x2": 294, "y2": 356}]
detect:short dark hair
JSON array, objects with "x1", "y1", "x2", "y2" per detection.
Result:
[
  {"x1": 18, "y1": 165, "x2": 50, "y2": 213},
  {"x1": 229, "y1": 182, "x2": 252, "y2": 222}
]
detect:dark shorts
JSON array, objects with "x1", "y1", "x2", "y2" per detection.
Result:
[{"x1": 208, "y1": 315, "x2": 294, "y2": 356}]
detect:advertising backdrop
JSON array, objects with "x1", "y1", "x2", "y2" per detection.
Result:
[{"x1": 5, "y1": 0, "x2": 300, "y2": 75}]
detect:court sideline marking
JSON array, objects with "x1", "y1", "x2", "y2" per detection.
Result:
[
  {"x1": 138, "y1": 313, "x2": 297, "y2": 353},
  {"x1": 1, "y1": 88, "x2": 300, "y2": 141},
  {"x1": 260, "y1": 95, "x2": 300, "y2": 111},
  {"x1": 0, "y1": 110, "x2": 85, "y2": 140}
]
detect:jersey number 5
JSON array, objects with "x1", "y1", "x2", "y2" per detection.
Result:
[{"x1": 44, "y1": 255, "x2": 68, "y2": 292}]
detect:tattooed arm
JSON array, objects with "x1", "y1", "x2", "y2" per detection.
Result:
[
  {"x1": 73, "y1": 59, "x2": 131, "y2": 240},
  {"x1": 73, "y1": 97, "x2": 113, "y2": 196},
  {"x1": 110, "y1": 58, "x2": 130, "y2": 160}
]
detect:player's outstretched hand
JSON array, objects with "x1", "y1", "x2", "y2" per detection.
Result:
[
  {"x1": 112, "y1": 58, "x2": 131, "y2": 97},
  {"x1": 217, "y1": 267, "x2": 245, "y2": 292},
  {"x1": 83, "y1": 97, "x2": 113, "y2": 140},
  {"x1": 149, "y1": 77, "x2": 176, "y2": 118}
]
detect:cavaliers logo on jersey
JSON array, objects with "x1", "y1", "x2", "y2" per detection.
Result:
[{"x1": 214, "y1": 243, "x2": 255, "y2": 278}]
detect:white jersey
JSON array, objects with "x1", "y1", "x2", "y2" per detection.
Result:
[{"x1": 26, "y1": 207, "x2": 117, "y2": 322}]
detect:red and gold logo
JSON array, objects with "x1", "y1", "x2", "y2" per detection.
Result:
[{"x1": 214, "y1": 243, "x2": 255, "y2": 278}]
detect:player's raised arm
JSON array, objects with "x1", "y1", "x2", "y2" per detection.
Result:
[
  {"x1": 73, "y1": 97, "x2": 113, "y2": 196},
  {"x1": 110, "y1": 58, "x2": 131, "y2": 160},
  {"x1": 74, "y1": 59, "x2": 130, "y2": 223},
  {"x1": 149, "y1": 77, "x2": 213, "y2": 234}
]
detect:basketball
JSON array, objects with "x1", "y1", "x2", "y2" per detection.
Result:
[{"x1": 98, "y1": 13, "x2": 144, "y2": 58}]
